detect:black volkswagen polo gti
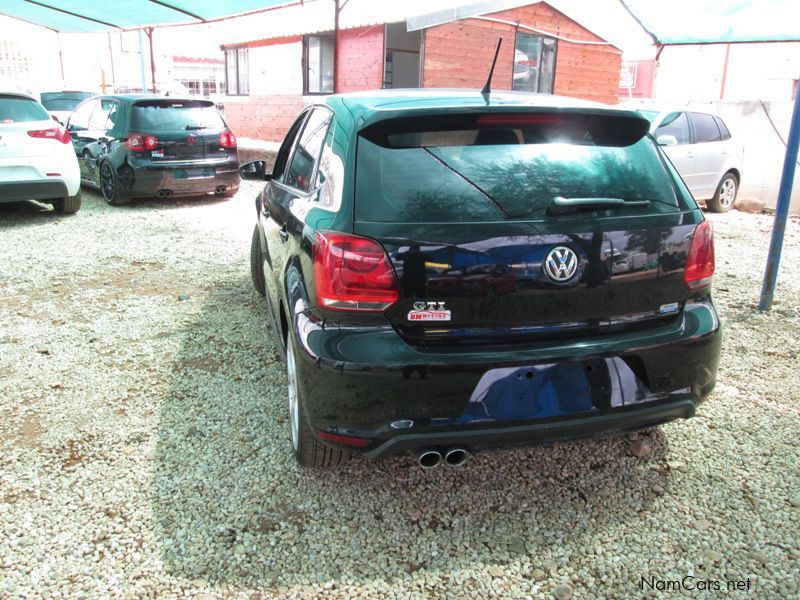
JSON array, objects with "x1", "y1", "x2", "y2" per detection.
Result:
[
  {"x1": 244, "y1": 90, "x2": 721, "y2": 468},
  {"x1": 68, "y1": 95, "x2": 239, "y2": 205}
]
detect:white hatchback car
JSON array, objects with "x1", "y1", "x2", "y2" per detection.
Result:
[
  {"x1": 0, "y1": 92, "x2": 81, "y2": 214},
  {"x1": 638, "y1": 108, "x2": 743, "y2": 212}
]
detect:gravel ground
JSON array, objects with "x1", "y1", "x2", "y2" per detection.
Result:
[{"x1": 1, "y1": 190, "x2": 799, "y2": 599}]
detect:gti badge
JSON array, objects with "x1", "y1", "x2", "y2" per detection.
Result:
[
  {"x1": 408, "y1": 301, "x2": 451, "y2": 322},
  {"x1": 544, "y1": 246, "x2": 579, "y2": 283}
]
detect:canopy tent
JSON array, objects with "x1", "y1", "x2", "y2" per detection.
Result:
[
  {"x1": 622, "y1": 0, "x2": 800, "y2": 311},
  {"x1": 0, "y1": 0, "x2": 291, "y2": 32},
  {"x1": 621, "y1": 0, "x2": 800, "y2": 45}
]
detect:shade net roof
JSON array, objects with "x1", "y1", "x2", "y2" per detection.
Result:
[
  {"x1": 623, "y1": 0, "x2": 800, "y2": 45},
  {"x1": 0, "y1": 0, "x2": 292, "y2": 32}
]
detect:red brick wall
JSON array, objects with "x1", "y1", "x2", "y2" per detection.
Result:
[
  {"x1": 336, "y1": 25, "x2": 385, "y2": 92},
  {"x1": 422, "y1": 3, "x2": 621, "y2": 104},
  {"x1": 225, "y1": 27, "x2": 385, "y2": 141},
  {"x1": 224, "y1": 95, "x2": 305, "y2": 141}
]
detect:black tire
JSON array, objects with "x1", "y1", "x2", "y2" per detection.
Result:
[
  {"x1": 287, "y1": 335, "x2": 350, "y2": 468},
  {"x1": 250, "y1": 225, "x2": 266, "y2": 297},
  {"x1": 99, "y1": 160, "x2": 131, "y2": 206},
  {"x1": 53, "y1": 190, "x2": 81, "y2": 214},
  {"x1": 707, "y1": 172, "x2": 738, "y2": 213}
]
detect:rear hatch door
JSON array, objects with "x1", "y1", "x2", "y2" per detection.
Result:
[
  {"x1": 0, "y1": 95, "x2": 56, "y2": 160},
  {"x1": 353, "y1": 111, "x2": 697, "y2": 346},
  {"x1": 131, "y1": 99, "x2": 229, "y2": 163}
]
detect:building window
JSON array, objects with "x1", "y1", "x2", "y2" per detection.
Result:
[
  {"x1": 304, "y1": 34, "x2": 335, "y2": 95},
  {"x1": 513, "y1": 33, "x2": 556, "y2": 94},
  {"x1": 225, "y1": 47, "x2": 249, "y2": 96}
]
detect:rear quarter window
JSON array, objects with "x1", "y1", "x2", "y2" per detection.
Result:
[
  {"x1": 0, "y1": 96, "x2": 50, "y2": 123},
  {"x1": 131, "y1": 100, "x2": 225, "y2": 132},
  {"x1": 356, "y1": 113, "x2": 681, "y2": 223}
]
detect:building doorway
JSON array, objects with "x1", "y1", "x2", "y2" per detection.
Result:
[{"x1": 384, "y1": 22, "x2": 421, "y2": 88}]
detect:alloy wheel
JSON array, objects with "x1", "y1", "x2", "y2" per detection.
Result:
[
  {"x1": 719, "y1": 178, "x2": 736, "y2": 208},
  {"x1": 100, "y1": 162, "x2": 115, "y2": 202},
  {"x1": 286, "y1": 336, "x2": 300, "y2": 451}
]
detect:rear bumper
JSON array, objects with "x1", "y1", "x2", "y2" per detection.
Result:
[
  {"x1": 126, "y1": 158, "x2": 240, "y2": 197},
  {"x1": 0, "y1": 179, "x2": 69, "y2": 203},
  {"x1": 364, "y1": 398, "x2": 695, "y2": 459},
  {"x1": 291, "y1": 300, "x2": 721, "y2": 458}
]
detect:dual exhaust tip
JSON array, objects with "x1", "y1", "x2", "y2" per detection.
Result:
[
  {"x1": 416, "y1": 446, "x2": 469, "y2": 469},
  {"x1": 155, "y1": 189, "x2": 173, "y2": 199}
]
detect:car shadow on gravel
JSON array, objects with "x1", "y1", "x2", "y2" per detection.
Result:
[
  {"x1": 0, "y1": 200, "x2": 58, "y2": 220},
  {"x1": 123, "y1": 195, "x2": 233, "y2": 211},
  {"x1": 152, "y1": 276, "x2": 672, "y2": 588}
]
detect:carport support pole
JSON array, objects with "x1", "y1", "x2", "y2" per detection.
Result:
[
  {"x1": 138, "y1": 29, "x2": 147, "y2": 93},
  {"x1": 146, "y1": 28, "x2": 156, "y2": 93},
  {"x1": 759, "y1": 91, "x2": 800, "y2": 311}
]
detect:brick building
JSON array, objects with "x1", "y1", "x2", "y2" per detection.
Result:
[{"x1": 221, "y1": 0, "x2": 622, "y2": 141}]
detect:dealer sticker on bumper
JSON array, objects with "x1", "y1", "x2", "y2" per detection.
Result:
[{"x1": 408, "y1": 301, "x2": 451, "y2": 322}]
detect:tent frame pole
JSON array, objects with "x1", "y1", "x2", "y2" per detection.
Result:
[
  {"x1": 138, "y1": 29, "x2": 147, "y2": 93},
  {"x1": 759, "y1": 91, "x2": 800, "y2": 311}
]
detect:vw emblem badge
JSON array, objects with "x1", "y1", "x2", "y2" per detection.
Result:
[{"x1": 544, "y1": 246, "x2": 579, "y2": 283}]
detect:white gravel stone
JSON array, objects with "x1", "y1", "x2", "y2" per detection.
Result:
[{"x1": 0, "y1": 194, "x2": 798, "y2": 599}]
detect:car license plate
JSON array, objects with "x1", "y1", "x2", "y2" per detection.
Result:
[{"x1": 175, "y1": 168, "x2": 215, "y2": 179}]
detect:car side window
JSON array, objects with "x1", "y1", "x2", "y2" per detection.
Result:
[
  {"x1": 68, "y1": 99, "x2": 97, "y2": 131},
  {"x1": 315, "y1": 120, "x2": 343, "y2": 209},
  {"x1": 89, "y1": 99, "x2": 117, "y2": 132},
  {"x1": 104, "y1": 102, "x2": 120, "y2": 132},
  {"x1": 690, "y1": 113, "x2": 721, "y2": 143},
  {"x1": 273, "y1": 112, "x2": 309, "y2": 182},
  {"x1": 285, "y1": 107, "x2": 333, "y2": 192},
  {"x1": 714, "y1": 116, "x2": 731, "y2": 140},
  {"x1": 655, "y1": 112, "x2": 690, "y2": 144}
]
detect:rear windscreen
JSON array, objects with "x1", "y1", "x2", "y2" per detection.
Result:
[
  {"x1": 40, "y1": 92, "x2": 92, "y2": 111},
  {"x1": 131, "y1": 100, "x2": 224, "y2": 132},
  {"x1": 356, "y1": 113, "x2": 680, "y2": 222},
  {"x1": 0, "y1": 96, "x2": 50, "y2": 123}
]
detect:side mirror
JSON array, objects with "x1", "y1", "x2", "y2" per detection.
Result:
[
  {"x1": 656, "y1": 134, "x2": 678, "y2": 147},
  {"x1": 240, "y1": 160, "x2": 271, "y2": 181},
  {"x1": 98, "y1": 136, "x2": 110, "y2": 145}
]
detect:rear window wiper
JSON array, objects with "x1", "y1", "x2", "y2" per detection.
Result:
[
  {"x1": 185, "y1": 125, "x2": 208, "y2": 130},
  {"x1": 547, "y1": 196, "x2": 650, "y2": 215}
]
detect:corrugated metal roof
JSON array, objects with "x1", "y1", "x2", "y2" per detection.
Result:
[
  {"x1": 222, "y1": 0, "x2": 645, "y2": 53},
  {"x1": 219, "y1": 0, "x2": 470, "y2": 47},
  {"x1": 406, "y1": 0, "x2": 539, "y2": 31}
]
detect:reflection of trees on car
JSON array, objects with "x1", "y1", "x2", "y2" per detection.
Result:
[
  {"x1": 396, "y1": 245, "x2": 430, "y2": 298},
  {"x1": 428, "y1": 263, "x2": 517, "y2": 297}
]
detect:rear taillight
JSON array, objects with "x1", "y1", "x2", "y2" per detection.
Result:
[
  {"x1": 219, "y1": 130, "x2": 237, "y2": 148},
  {"x1": 128, "y1": 133, "x2": 158, "y2": 152},
  {"x1": 27, "y1": 127, "x2": 70, "y2": 144},
  {"x1": 313, "y1": 232, "x2": 400, "y2": 312},
  {"x1": 684, "y1": 220, "x2": 715, "y2": 290}
]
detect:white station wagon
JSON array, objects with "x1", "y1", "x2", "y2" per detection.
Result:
[{"x1": 637, "y1": 108, "x2": 743, "y2": 212}]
